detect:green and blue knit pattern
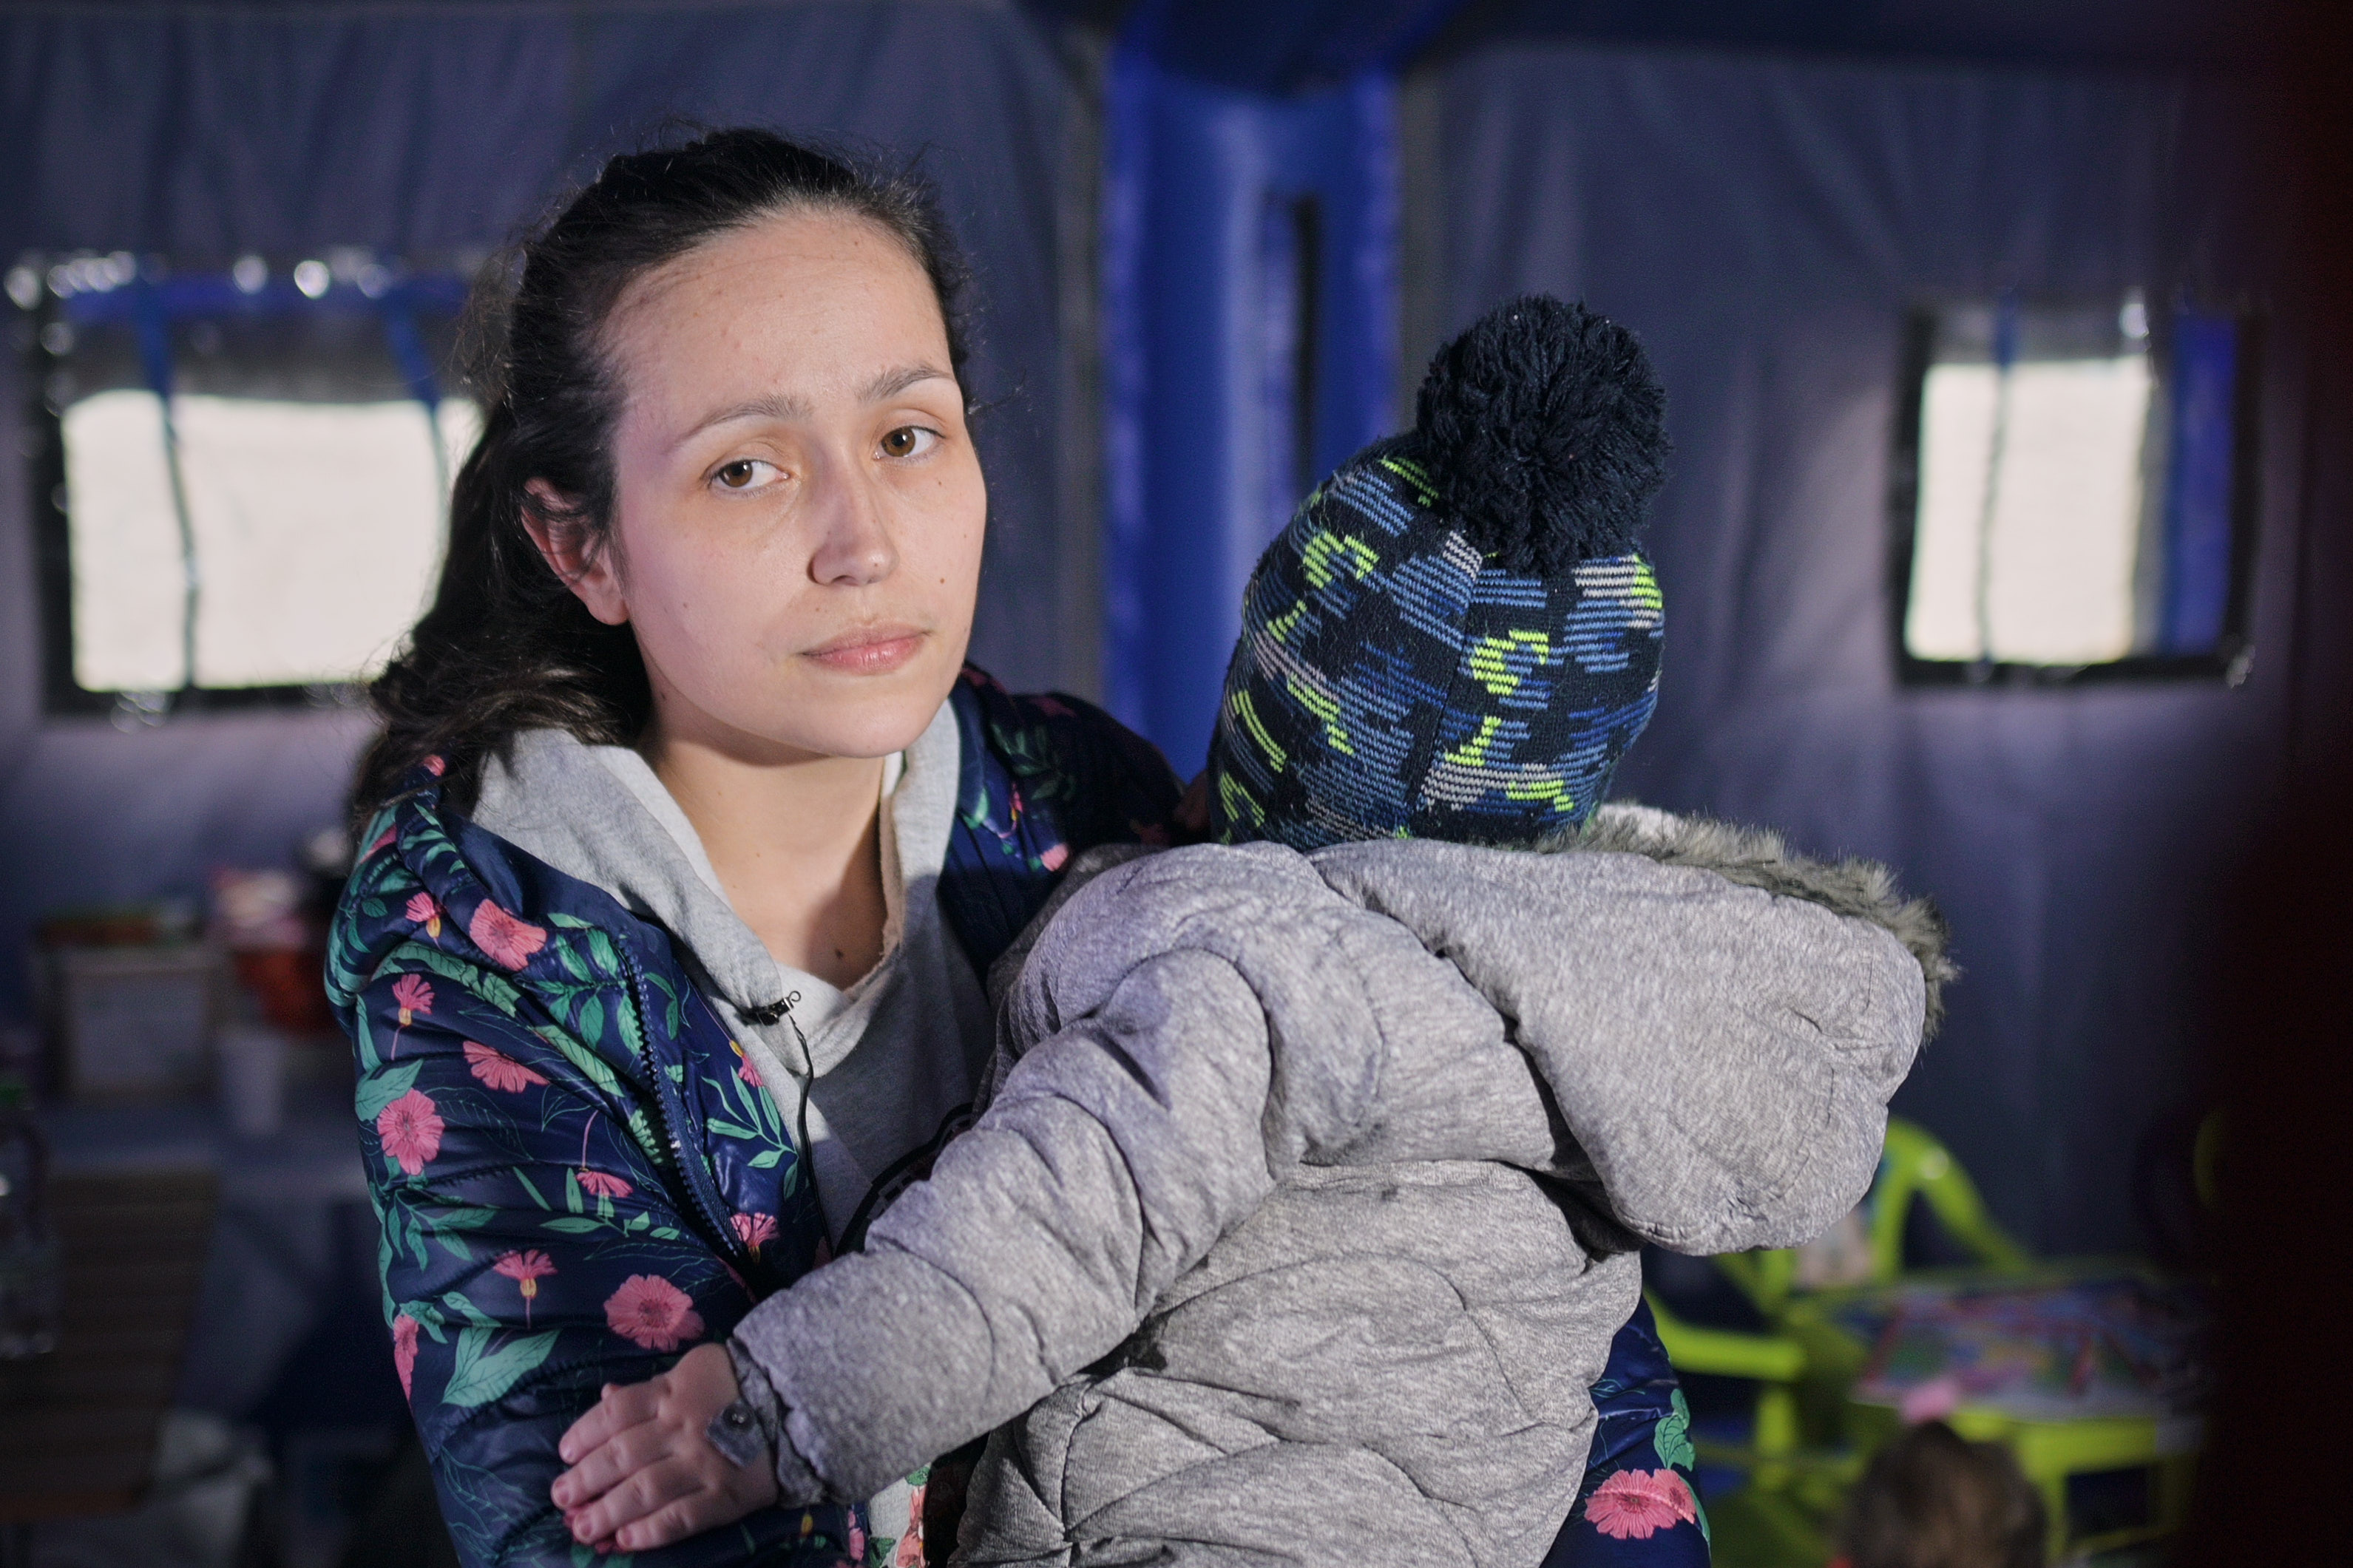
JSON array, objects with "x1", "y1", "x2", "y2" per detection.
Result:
[{"x1": 1208, "y1": 437, "x2": 1664, "y2": 851}]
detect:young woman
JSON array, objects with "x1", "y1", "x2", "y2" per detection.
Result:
[{"x1": 330, "y1": 130, "x2": 1701, "y2": 1568}]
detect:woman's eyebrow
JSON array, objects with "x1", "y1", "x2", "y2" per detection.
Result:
[
  {"x1": 861, "y1": 362, "x2": 954, "y2": 402},
  {"x1": 674, "y1": 364, "x2": 952, "y2": 447},
  {"x1": 677, "y1": 393, "x2": 813, "y2": 444}
]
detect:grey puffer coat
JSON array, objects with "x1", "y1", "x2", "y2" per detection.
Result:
[{"x1": 728, "y1": 807, "x2": 1948, "y2": 1567}]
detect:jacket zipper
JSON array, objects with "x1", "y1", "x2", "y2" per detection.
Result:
[{"x1": 615, "y1": 943, "x2": 746, "y2": 1266}]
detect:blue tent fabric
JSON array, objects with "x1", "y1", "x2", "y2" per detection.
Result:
[
  {"x1": 1101, "y1": 50, "x2": 1402, "y2": 768},
  {"x1": 0, "y1": 1, "x2": 1091, "y2": 1028},
  {"x1": 1416, "y1": 44, "x2": 2291, "y2": 1253}
]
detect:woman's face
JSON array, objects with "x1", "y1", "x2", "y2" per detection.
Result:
[{"x1": 542, "y1": 206, "x2": 985, "y2": 762}]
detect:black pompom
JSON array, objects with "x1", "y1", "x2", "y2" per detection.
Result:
[{"x1": 1413, "y1": 295, "x2": 1669, "y2": 575}]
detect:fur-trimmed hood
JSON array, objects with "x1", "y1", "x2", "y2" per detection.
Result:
[{"x1": 1561, "y1": 801, "x2": 1957, "y2": 1036}]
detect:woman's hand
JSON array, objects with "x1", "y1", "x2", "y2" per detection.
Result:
[{"x1": 552, "y1": 1342, "x2": 779, "y2": 1552}]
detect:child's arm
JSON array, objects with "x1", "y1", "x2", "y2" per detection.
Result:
[{"x1": 552, "y1": 943, "x2": 1292, "y2": 1548}]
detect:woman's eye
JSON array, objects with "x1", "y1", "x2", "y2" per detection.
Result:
[
  {"x1": 713, "y1": 459, "x2": 774, "y2": 491},
  {"x1": 878, "y1": 426, "x2": 939, "y2": 461}
]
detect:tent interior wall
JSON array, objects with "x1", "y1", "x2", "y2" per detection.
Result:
[{"x1": 1, "y1": 0, "x2": 2337, "y2": 1262}]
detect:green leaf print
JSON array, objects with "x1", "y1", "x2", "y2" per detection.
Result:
[
  {"x1": 1655, "y1": 1388, "x2": 1696, "y2": 1473},
  {"x1": 555, "y1": 938, "x2": 589, "y2": 983},
  {"x1": 547, "y1": 912, "x2": 595, "y2": 931},
  {"x1": 645, "y1": 972, "x2": 687, "y2": 1039},
  {"x1": 352, "y1": 1005, "x2": 381, "y2": 1074},
  {"x1": 356, "y1": 1062, "x2": 422, "y2": 1123},
  {"x1": 541, "y1": 1217, "x2": 606, "y2": 1235},
  {"x1": 441, "y1": 1291, "x2": 495, "y2": 1328},
  {"x1": 575, "y1": 995, "x2": 606, "y2": 1048},
  {"x1": 384, "y1": 1203, "x2": 431, "y2": 1272},
  {"x1": 443, "y1": 1326, "x2": 560, "y2": 1408},
  {"x1": 622, "y1": 1107, "x2": 666, "y2": 1167},
  {"x1": 586, "y1": 929, "x2": 620, "y2": 976},
  {"x1": 535, "y1": 1025, "x2": 622, "y2": 1099}
]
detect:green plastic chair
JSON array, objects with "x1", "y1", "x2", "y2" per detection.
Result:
[
  {"x1": 1657, "y1": 1119, "x2": 2201, "y2": 1564},
  {"x1": 1713, "y1": 1118, "x2": 2030, "y2": 1319},
  {"x1": 1645, "y1": 1119, "x2": 2035, "y2": 1567}
]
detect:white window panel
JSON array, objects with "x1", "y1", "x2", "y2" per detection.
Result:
[
  {"x1": 1906, "y1": 355, "x2": 2152, "y2": 666},
  {"x1": 59, "y1": 392, "x2": 476, "y2": 691},
  {"x1": 64, "y1": 390, "x2": 189, "y2": 693}
]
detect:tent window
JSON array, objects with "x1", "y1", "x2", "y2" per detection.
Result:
[
  {"x1": 16, "y1": 254, "x2": 473, "y2": 721},
  {"x1": 1892, "y1": 296, "x2": 2258, "y2": 685}
]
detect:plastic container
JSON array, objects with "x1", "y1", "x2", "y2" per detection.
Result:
[{"x1": 0, "y1": 1073, "x2": 61, "y2": 1360}]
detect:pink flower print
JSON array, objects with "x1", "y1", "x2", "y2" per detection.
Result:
[
  {"x1": 390, "y1": 1313, "x2": 419, "y2": 1399},
  {"x1": 575, "y1": 1170, "x2": 632, "y2": 1201},
  {"x1": 731, "y1": 1212, "x2": 777, "y2": 1255},
  {"x1": 603, "y1": 1275, "x2": 703, "y2": 1351},
  {"x1": 1584, "y1": 1469, "x2": 1699, "y2": 1541},
  {"x1": 1039, "y1": 841, "x2": 1069, "y2": 873},
  {"x1": 894, "y1": 1487, "x2": 927, "y2": 1567},
  {"x1": 370, "y1": 827, "x2": 397, "y2": 855},
  {"x1": 467, "y1": 900, "x2": 547, "y2": 971},
  {"x1": 424, "y1": 754, "x2": 447, "y2": 777},
  {"x1": 733, "y1": 1045, "x2": 762, "y2": 1089},
  {"x1": 404, "y1": 892, "x2": 443, "y2": 938},
  {"x1": 464, "y1": 1040, "x2": 548, "y2": 1093},
  {"x1": 847, "y1": 1522, "x2": 866, "y2": 1562},
  {"x1": 377, "y1": 1089, "x2": 444, "y2": 1176},
  {"x1": 493, "y1": 1249, "x2": 557, "y2": 1326},
  {"x1": 387, "y1": 974, "x2": 433, "y2": 1059},
  {"x1": 393, "y1": 974, "x2": 433, "y2": 1026},
  {"x1": 1032, "y1": 695, "x2": 1074, "y2": 719}
]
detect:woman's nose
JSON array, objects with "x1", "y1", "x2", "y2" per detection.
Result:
[{"x1": 805, "y1": 461, "x2": 897, "y2": 587}]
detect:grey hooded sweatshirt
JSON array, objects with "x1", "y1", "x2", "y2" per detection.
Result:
[{"x1": 726, "y1": 806, "x2": 1948, "y2": 1568}]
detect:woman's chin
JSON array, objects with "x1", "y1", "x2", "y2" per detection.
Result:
[{"x1": 767, "y1": 665, "x2": 958, "y2": 758}]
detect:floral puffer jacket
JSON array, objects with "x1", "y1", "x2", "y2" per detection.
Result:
[{"x1": 328, "y1": 668, "x2": 1703, "y2": 1568}]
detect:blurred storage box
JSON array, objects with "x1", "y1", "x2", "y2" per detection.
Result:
[{"x1": 37, "y1": 943, "x2": 225, "y2": 1101}]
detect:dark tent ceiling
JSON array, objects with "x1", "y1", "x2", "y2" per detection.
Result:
[{"x1": 1032, "y1": 0, "x2": 2293, "y2": 92}]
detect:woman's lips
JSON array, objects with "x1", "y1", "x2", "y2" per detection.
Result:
[{"x1": 804, "y1": 625, "x2": 926, "y2": 675}]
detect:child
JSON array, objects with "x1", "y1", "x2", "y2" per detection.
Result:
[
  {"x1": 1833, "y1": 1421, "x2": 2047, "y2": 1568},
  {"x1": 559, "y1": 297, "x2": 1947, "y2": 1567}
]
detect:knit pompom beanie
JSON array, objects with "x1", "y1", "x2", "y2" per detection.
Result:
[{"x1": 1208, "y1": 294, "x2": 1670, "y2": 849}]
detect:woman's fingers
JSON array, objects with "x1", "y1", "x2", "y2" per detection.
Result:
[
  {"x1": 552, "y1": 1415, "x2": 671, "y2": 1510},
  {"x1": 565, "y1": 1454, "x2": 703, "y2": 1545},
  {"x1": 558, "y1": 1375, "x2": 668, "y2": 1466}
]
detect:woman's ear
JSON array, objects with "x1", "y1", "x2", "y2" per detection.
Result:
[{"x1": 522, "y1": 481, "x2": 629, "y2": 625}]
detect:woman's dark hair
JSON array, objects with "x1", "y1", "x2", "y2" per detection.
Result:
[{"x1": 354, "y1": 129, "x2": 969, "y2": 817}]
